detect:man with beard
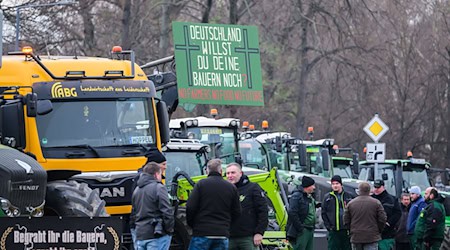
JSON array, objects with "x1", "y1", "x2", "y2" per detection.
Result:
[
  {"x1": 414, "y1": 187, "x2": 446, "y2": 250},
  {"x1": 226, "y1": 163, "x2": 268, "y2": 250},
  {"x1": 407, "y1": 186, "x2": 427, "y2": 249}
]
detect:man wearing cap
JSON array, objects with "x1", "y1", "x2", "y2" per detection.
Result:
[
  {"x1": 406, "y1": 185, "x2": 427, "y2": 248},
  {"x1": 322, "y1": 175, "x2": 354, "y2": 250},
  {"x1": 372, "y1": 179, "x2": 402, "y2": 250},
  {"x1": 344, "y1": 182, "x2": 387, "y2": 250},
  {"x1": 286, "y1": 175, "x2": 316, "y2": 250}
]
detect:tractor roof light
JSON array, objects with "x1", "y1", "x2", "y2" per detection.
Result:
[
  {"x1": 185, "y1": 119, "x2": 198, "y2": 127},
  {"x1": 210, "y1": 108, "x2": 218, "y2": 118},
  {"x1": 242, "y1": 121, "x2": 249, "y2": 129},
  {"x1": 363, "y1": 147, "x2": 367, "y2": 153},
  {"x1": 22, "y1": 46, "x2": 33, "y2": 55},
  {"x1": 307, "y1": 126, "x2": 314, "y2": 139},
  {"x1": 112, "y1": 46, "x2": 123, "y2": 53},
  {"x1": 229, "y1": 120, "x2": 239, "y2": 127},
  {"x1": 262, "y1": 120, "x2": 269, "y2": 130},
  {"x1": 249, "y1": 124, "x2": 255, "y2": 130},
  {"x1": 407, "y1": 151, "x2": 413, "y2": 158}
]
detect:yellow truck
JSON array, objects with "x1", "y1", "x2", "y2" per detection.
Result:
[{"x1": 0, "y1": 46, "x2": 170, "y2": 244}]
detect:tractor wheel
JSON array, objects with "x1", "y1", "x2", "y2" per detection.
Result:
[
  {"x1": 441, "y1": 227, "x2": 450, "y2": 250},
  {"x1": 170, "y1": 207, "x2": 191, "y2": 250},
  {"x1": 44, "y1": 180, "x2": 108, "y2": 217}
]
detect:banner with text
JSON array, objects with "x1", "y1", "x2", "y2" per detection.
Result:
[
  {"x1": 173, "y1": 22, "x2": 264, "y2": 106},
  {"x1": 0, "y1": 217, "x2": 122, "y2": 250}
]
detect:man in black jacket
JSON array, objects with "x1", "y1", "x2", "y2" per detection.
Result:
[
  {"x1": 372, "y1": 179, "x2": 402, "y2": 250},
  {"x1": 226, "y1": 163, "x2": 268, "y2": 250},
  {"x1": 286, "y1": 175, "x2": 316, "y2": 250},
  {"x1": 186, "y1": 159, "x2": 241, "y2": 250},
  {"x1": 132, "y1": 162, "x2": 174, "y2": 250},
  {"x1": 322, "y1": 175, "x2": 353, "y2": 250},
  {"x1": 395, "y1": 193, "x2": 411, "y2": 250}
]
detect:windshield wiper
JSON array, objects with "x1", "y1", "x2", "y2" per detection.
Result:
[{"x1": 48, "y1": 144, "x2": 100, "y2": 158}]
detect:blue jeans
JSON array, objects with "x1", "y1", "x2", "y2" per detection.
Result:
[
  {"x1": 136, "y1": 235, "x2": 172, "y2": 250},
  {"x1": 130, "y1": 228, "x2": 138, "y2": 250},
  {"x1": 188, "y1": 236, "x2": 229, "y2": 250}
]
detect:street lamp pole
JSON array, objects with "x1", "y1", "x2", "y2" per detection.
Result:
[{"x1": 14, "y1": 1, "x2": 76, "y2": 51}]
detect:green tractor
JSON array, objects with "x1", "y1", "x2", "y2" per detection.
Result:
[
  {"x1": 172, "y1": 167, "x2": 291, "y2": 250},
  {"x1": 358, "y1": 157, "x2": 450, "y2": 247}
]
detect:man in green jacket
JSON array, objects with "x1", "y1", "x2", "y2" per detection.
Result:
[{"x1": 414, "y1": 187, "x2": 446, "y2": 250}]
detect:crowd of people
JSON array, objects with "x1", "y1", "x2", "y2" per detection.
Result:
[
  {"x1": 130, "y1": 149, "x2": 447, "y2": 250},
  {"x1": 287, "y1": 175, "x2": 446, "y2": 250}
]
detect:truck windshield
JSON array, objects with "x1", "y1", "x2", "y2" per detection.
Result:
[
  {"x1": 36, "y1": 98, "x2": 156, "y2": 148},
  {"x1": 333, "y1": 159, "x2": 353, "y2": 178},
  {"x1": 185, "y1": 127, "x2": 236, "y2": 163}
]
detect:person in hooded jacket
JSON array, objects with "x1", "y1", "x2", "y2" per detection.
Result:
[
  {"x1": 226, "y1": 163, "x2": 268, "y2": 250},
  {"x1": 286, "y1": 175, "x2": 316, "y2": 250},
  {"x1": 406, "y1": 186, "x2": 427, "y2": 249},
  {"x1": 322, "y1": 175, "x2": 353, "y2": 250},
  {"x1": 132, "y1": 162, "x2": 174, "y2": 250},
  {"x1": 130, "y1": 149, "x2": 167, "y2": 249},
  {"x1": 414, "y1": 187, "x2": 446, "y2": 250},
  {"x1": 371, "y1": 179, "x2": 402, "y2": 250}
]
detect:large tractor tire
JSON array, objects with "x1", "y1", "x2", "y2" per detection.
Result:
[
  {"x1": 170, "y1": 207, "x2": 191, "y2": 250},
  {"x1": 441, "y1": 227, "x2": 450, "y2": 250},
  {"x1": 44, "y1": 180, "x2": 108, "y2": 217}
]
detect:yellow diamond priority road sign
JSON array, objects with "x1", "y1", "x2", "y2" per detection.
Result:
[{"x1": 363, "y1": 114, "x2": 389, "y2": 142}]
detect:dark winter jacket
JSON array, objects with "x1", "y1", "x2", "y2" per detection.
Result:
[
  {"x1": 286, "y1": 186, "x2": 316, "y2": 239},
  {"x1": 372, "y1": 190, "x2": 402, "y2": 239},
  {"x1": 322, "y1": 190, "x2": 354, "y2": 231},
  {"x1": 230, "y1": 175, "x2": 269, "y2": 238},
  {"x1": 344, "y1": 195, "x2": 387, "y2": 244},
  {"x1": 186, "y1": 172, "x2": 241, "y2": 237},
  {"x1": 414, "y1": 195, "x2": 446, "y2": 242},
  {"x1": 395, "y1": 203, "x2": 410, "y2": 243},
  {"x1": 406, "y1": 195, "x2": 427, "y2": 234},
  {"x1": 132, "y1": 173, "x2": 174, "y2": 240}
]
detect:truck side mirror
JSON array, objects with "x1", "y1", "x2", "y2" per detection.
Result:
[
  {"x1": 321, "y1": 148, "x2": 330, "y2": 172},
  {"x1": 26, "y1": 93, "x2": 37, "y2": 117},
  {"x1": 352, "y1": 153, "x2": 360, "y2": 175},
  {"x1": 156, "y1": 101, "x2": 170, "y2": 145},
  {"x1": 1, "y1": 101, "x2": 26, "y2": 149}
]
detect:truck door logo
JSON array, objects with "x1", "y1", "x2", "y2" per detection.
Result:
[{"x1": 51, "y1": 82, "x2": 78, "y2": 98}]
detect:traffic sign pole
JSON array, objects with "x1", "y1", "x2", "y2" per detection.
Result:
[{"x1": 363, "y1": 114, "x2": 389, "y2": 183}]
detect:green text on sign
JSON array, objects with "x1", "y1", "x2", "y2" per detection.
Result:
[{"x1": 173, "y1": 22, "x2": 264, "y2": 106}]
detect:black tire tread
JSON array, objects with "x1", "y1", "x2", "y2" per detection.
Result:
[{"x1": 45, "y1": 180, "x2": 109, "y2": 217}]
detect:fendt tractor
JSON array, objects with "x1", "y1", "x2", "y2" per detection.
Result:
[
  {"x1": 358, "y1": 155, "x2": 450, "y2": 247},
  {"x1": 0, "y1": 46, "x2": 171, "y2": 247}
]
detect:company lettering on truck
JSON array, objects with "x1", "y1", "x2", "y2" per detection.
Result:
[{"x1": 51, "y1": 82, "x2": 77, "y2": 98}]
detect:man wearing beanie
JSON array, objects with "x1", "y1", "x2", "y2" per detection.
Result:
[
  {"x1": 406, "y1": 185, "x2": 427, "y2": 248},
  {"x1": 286, "y1": 175, "x2": 316, "y2": 250},
  {"x1": 130, "y1": 149, "x2": 167, "y2": 249},
  {"x1": 322, "y1": 175, "x2": 354, "y2": 250}
]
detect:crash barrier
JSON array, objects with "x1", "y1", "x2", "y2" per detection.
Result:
[{"x1": 0, "y1": 217, "x2": 122, "y2": 250}]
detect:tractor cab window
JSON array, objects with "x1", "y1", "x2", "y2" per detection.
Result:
[
  {"x1": 164, "y1": 151, "x2": 206, "y2": 186},
  {"x1": 36, "y1": 98, "x2": 156, "y2": 148},
  {"x1": 185, "y1": 127, "x2": 236, "y2": 164},
  {"x1": 239, "y1": 139, "x2": 268, "y2": 170},
  {"x1": 402, "y1": 165, "x2": 431, "y2": 192},
  {"x1": 358, "y1": 164, "x2": 396, "y2": 195}
]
